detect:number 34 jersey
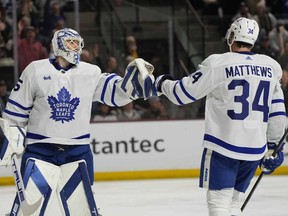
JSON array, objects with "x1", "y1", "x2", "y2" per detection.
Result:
[{"x1": 161, "y1": 52, "x2": 286, "y2": 161}]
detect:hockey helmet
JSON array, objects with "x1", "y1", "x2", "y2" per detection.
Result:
[
  {"x1": 226, "y1": 17, "x2": 259, "y2": 48},
  {"x1": 51, "y1": 28, "x2": 84, "y2": 65}
]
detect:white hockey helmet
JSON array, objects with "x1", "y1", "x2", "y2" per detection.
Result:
[
  {"x1": 51, "y1": 28, "x2": 84, "y2": 65},
  {"x1": 226, "y1": 17, "x2": 259, "y2": 48}
]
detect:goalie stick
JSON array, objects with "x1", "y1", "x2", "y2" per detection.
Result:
[
  {"x1": 241, "y1": 128, "x2": 288, "y2": 212},
  {"x1": 0, "y1": 126, "x2": 42, "y2": 215}
]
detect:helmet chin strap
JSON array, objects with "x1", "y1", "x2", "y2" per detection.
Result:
[
  {"x1": 227, "y1": 33, "x2": 235, "y2": 52},
  {"x1": 228, "y1": 44, "x2": 233, "y2": 52}
]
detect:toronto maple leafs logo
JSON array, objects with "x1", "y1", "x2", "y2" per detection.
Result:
[{"x1": 47, "y1": 87, "x2": 80, "y2": 123}]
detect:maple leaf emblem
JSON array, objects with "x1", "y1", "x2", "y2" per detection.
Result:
[{"x1": 47, "y1": 87, "x2": 80, "y2": 123}]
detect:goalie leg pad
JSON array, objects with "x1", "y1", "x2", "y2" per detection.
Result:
[
  {"x1": 10, "y1": 158, "x2": 61, "y2": 216},
  {"x1": 58, "y1": 160, "x2": 99, "y2": 216}
]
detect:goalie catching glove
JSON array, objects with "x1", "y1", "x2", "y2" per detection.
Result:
[
  {"x1": 260, "y1": 142, "x2": 284, "y2": 175},
  {"x1": 0, "y1": 118, "x2": 25, "y2": 166},
  {"x1": 119, "y1": 58, "x2": 156, "y2": 100}
]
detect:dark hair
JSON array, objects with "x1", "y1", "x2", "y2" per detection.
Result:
[{"x1": 235, "y1": 41, "x2": 253, "y2": 49}]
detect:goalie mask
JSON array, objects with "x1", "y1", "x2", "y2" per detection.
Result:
[
  {"x1": 51, "y1": 28, "x2": 84, "y2": 65},
  {"x1": 226, "y1": 17, "x2": 259, "y2": 51}
]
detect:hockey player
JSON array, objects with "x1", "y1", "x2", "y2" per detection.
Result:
[
  {"x1": 0, "y1": 28, "x2": 155, "y2": 215},
  {"x1": 154, "y1": 17, "x2": 286, "y2": 216}
]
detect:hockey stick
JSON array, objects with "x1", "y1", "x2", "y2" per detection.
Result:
[
  {"x1": 0, "y1": 126, "x2": 42, "y2": 215},
  {"x1": 241, "y1": 128, "x2": 288, "y2": 212}
]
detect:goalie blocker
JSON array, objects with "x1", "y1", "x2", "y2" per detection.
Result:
[{"x1": 0, "y1": 117, "x2": 25, "y2": 166}]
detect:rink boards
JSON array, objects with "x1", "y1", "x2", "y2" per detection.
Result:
[{"x1": 0, "y1": 119, "x2": 288, "y2": 185}]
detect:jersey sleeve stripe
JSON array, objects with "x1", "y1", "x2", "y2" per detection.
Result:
[
  {"x1": 72, "y1": 134, "x2": 90, "y2": 139},
  {"x1": 100, "y1": 74, "x2": 117, "y2": 103},
  {"x1": 111, "y1": 79, "x2": 119, "y2": 107},
  {"x1": 120, "y1": 67, "x2": 134, "y2": 91},
  {"x1": 179, "y1": 80, "x2": 196, "y2": 101},
  {"x1": 7, "y1": 99, "x2": 33, "y2": 110},
  {"x1": 204, "y1": 133, "x2": 266, "y2": 154},
  {"x1": 269, "y1": 111, "x2": 286, "y2": 118},
  {"x1": 173, "y1": 81, "x2": 184, "y2": 105},
  {"x1": 4, "y1": 109, "x2": 29, "y2": 118},
  {"x1": 272, "y1": 99, "x2": 285, "y2": 104}
]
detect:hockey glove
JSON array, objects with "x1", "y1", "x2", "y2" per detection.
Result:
[
  {"x1": 0, "y1": 118, "x2": 25, "y2": 166},
  {"x1": 260, "y1": 142, "x2": 284, "y2": 175},
  {"x1": 154, "y1": 74, "x2": 174, "y2": 95},
  {"x1": 120, "y1": 58, "x2": 156, "y2": 100}
]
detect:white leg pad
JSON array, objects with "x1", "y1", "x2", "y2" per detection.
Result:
[
  {"x1": 57, "y1": 160, "x2": 98, "y2": 216},
  {"x1": 11, "y1": 159, "x2": 98, "y2": 215},
  {"x1": 207, "y1": 188, "x2": 234, "y2": 216},
  {"x1": 12, "y1": 158, "x2": 61, "y2": 216}
]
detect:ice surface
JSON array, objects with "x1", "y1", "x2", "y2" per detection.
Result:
[{"x1": 0, "y1": 176, "x2": 287, "y2": 216}]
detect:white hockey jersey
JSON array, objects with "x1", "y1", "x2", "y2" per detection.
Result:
[
  {"x1": 3, "y1": 59, "x2": 131, "y2": 145},
  {"x1": 161, "y1": 52, "x2": 286, "y2": 160}
]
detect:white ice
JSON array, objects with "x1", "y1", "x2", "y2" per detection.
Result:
[{"x1": 0, "y1": 176, "x2": 287, "y2": 216}]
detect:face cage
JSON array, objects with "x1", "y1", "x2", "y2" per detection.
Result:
[{"x1": 62, "y1": 37, "x2": 84, "y2": 54}]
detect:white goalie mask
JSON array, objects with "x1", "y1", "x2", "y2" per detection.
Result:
[
  {"x1": 51, "y1": 28, "x2": 84, "y2": 65},
  {"x1": 226, "y1": 17, "x2": 259, "y2": 51}
]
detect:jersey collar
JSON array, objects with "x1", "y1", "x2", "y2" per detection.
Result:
[
  {"x1": 49, "y1": 58, "x2": 76, "y2": 71},
  {"x1": 235, "y1": 51, "x2": 254, "y2": 55}
]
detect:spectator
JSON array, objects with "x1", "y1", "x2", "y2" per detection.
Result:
[
  {"x1": 253, "y1": 35, "x2": 277, "y2": 58},
  {"x1": 0, "y1": 18, "x2": 9, "y2": 62},
  {"x1": 278, "y1": 41, "x2": 288, "y2": 70},
  {"x1": 125, "y1": 55, "x2": 134, "y2": 67},
  {"x1": 18, "y1": 0, "x2": 40, "y2": 27},
  {"x1": 1, "y1": 5, "x2": 13, "y2": 63},
  {"x1": 17, "y1": 15, "x2": 31, "y2": 38},
  {"x1": 0, "y1": 6, "x2": 11, "y2": 43},
  {"x1": 126, "y1": 35, "x2": 138, "y2": 59},
  {"x1": 117, "y1": 101, "x2": 141, "y2": 121},
  {"x1": 0, "y1": 80, "x2": 10, "y2": 117},
  {"x1": 142, "y1": 96, "x2": 169, "y2": 120},
  {"x1": 253, "y1": 0, "x2": 277, "y2": 38},
  {"x1": 90, "y1": 43, "x2": 104, "y2": 70},
  {"x1": 105, "y1": 56, "x2": 121, "y2": 75},
  {"x1": 266, "y1": 0, "x2": 288, "y2": 19},
  {"x1": 18, "y1": 26, "x2": 48, "y2": 73},
  {"x1": 246, "y1": 0, "x2": 261, "y2": 14},
  {"x1": 80, "y1": 49, "x2": 92, "y2": 63},
  {"x1": 0, "y1": 2, "x2": 12, "y2": 26},
  {"x1": 91, "y1": 103, "x2": 118, "y2": 122},
  {"x1": 43, "y1": 0, "x2": 66, "y2": 38},
  {"x1": 268, "y1": 20, "x2": 288, "y2": 57},
  {"x1": 232, "y1": 2, "x2": 253, "y2": 21},
  {"x1": 51, "y1": 18, "x2": 66, "y2": 34}
]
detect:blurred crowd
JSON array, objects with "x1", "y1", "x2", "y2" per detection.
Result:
[{"x1": 1, "y1": 0, "x2": 288, "y2": 121}]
